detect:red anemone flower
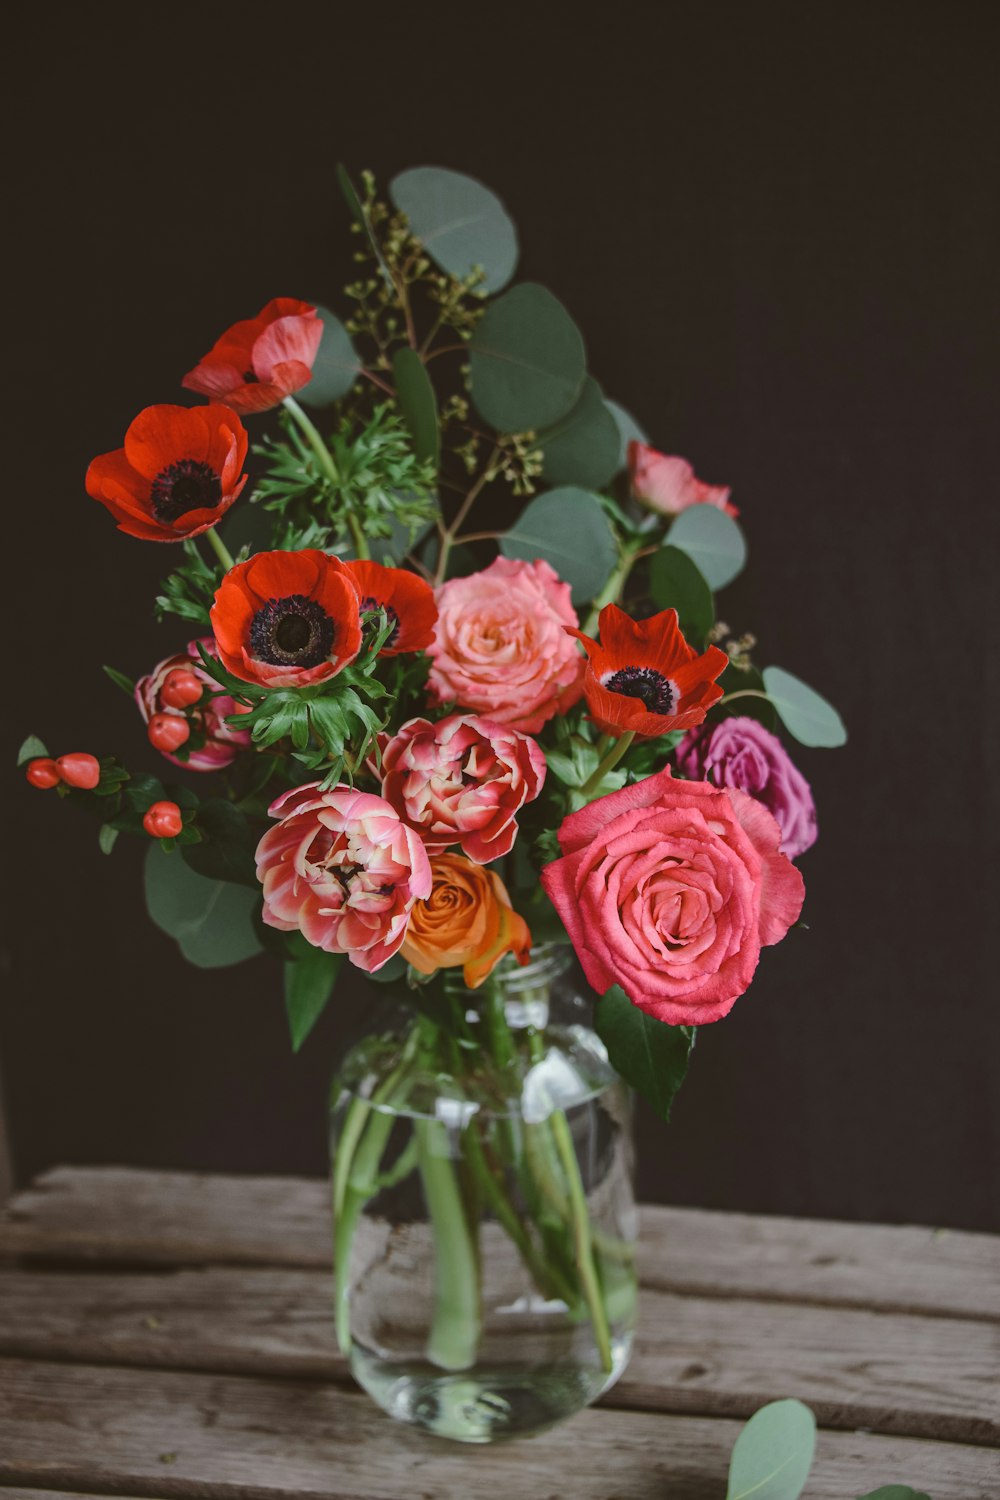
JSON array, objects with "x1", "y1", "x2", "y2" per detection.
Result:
[
  {"x1": 182, "y1": 298, "x2": 323, "y2": 414},
  {"x1": 86, "y1": 404, "x2": 248, "y2": 542},
  {"x1": 211, "y1": 550, "x2": 363, "y2": 688},
  {"x1": 345, "y1": 559, "x2": 438, "y2": 656},
  {"x1": 569, "y1": 603, "x2": 729, "y2": 737}
]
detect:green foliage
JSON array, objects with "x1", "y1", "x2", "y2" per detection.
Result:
[
  {"x1": 538, "y1": 376, "x2": 621, "y2": 490},
  {"x1": 595, "y1": 987, "x2": 695, "y2": 1122},
  {"x1": 500, "y1": 486, "x2": 618, "y2": 604},
  {"x1": 857, "y1": 1489, "x2": 932, "y2": 1500},
  {"x1": 392, "y1": 346, "x2": 440, "y2": 468},
  {"x1": 669, "y1": 503, "x2": 747, "y2": 590},
  {"x1": 726, "y1": 1399, "x2": 817, "y2": 1500},
  {"x1": 649, "y1": 545, "x2": 714, "y2": 646},
  {"x1": 181, "y1": 799, "x2": 260, "y2": 887},
  {"x1": 605, "y1": 399, "x2": 648, "y2": 471},
  {"x1": 155, "y1": 539, "x2": 222, "y2": 626},
  {"x1": 298, "y1": 306, "x2": 361, "y2": 407},
  {"x1": 469, "y1": 283, "x2": 586, "y2": 432},
  {"x1": 98, "y1": 823, "x2": 119, "y2": 855},
  {"x1": 389, "y1": 165, "x2": 518, "y2": 294},
  {"x1": 17, "y1": 734, "x2": 49, "y2": 765},
  {"x1": 144, "y1": 843, "x2": 263, "y2": 969},
  {"x1": 283, "y1": 932, "x2": 343, "y2": 1050},
  {"x1": 762, "y1": 666, "x2": 847, "y2": 748},
  {"x1": 103, "y1": 665, "x2": 135, "y2": 697}
]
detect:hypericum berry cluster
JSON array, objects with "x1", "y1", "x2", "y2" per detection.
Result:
[{"x1": 25, "y1": 753, "x2": 101, "y2": 791}]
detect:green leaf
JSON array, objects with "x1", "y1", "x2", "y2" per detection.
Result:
[
  {"x1": 857, "y1": 1490, "x2": 932, "y2": 1500},
  {"x1": 762, "y1": 666, "x2": 847, "y2": 748},
  {"x1": 98, "y1": 824, "x2": 120, "y2": 855},
  {"x1": 283, "y1": 933, "x2": 342, "y2": 1051},
  {"x1": 17, "y1": 734, "x2": 49, "y2": 765},
  {"x1": 144, "y1": 844, "x2": 263, "y2": 969},
  {"x1": 103, "y1": 664, "x2": 135, "y2": 696},
  {"x1": 469, "y1": 283, "x2": 586, "y2": 432},
  {"x1": 649, "y1": 545, "x2": 714, "y2": 646},
  {"x1": 538, "y1": 377, "x2": 621, "y2": 490},
  {"x1": 715, "y1": 663, "x2": 778, "y2": 732},
  {"x1": 392, "y1": 347, "x2": 440, "y2": 469},
  {"x1": 605, "y1": 400, "x2": 648, "y2": 471},
  {"x1": 668, "y1": 503, "x2": 747, "y2": 590},
  {"x1": 595, "y1": 986, "x2": 695, "y2": 1122},
  {"x1": 336, "y1": 164, "x2": 392, "y2": 285},
  {"x1": 389, "y1": 165, "x2": 518, "y2": 295},
  {"x1": 298, "y1": 306, "x2": 360, "y2": 407},
  {"x1": 500, "y1": 486, "x2": 617, "y2": 604},
  {"x1": 181, "y1": 800, "x2": 260, "y2": 887},
  {"x1": 726, "y1": 1399, "x2": 817, "y2": 1500}
]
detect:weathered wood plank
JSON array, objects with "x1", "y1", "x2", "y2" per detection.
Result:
[
  {"x1": 3, "y1": 1167, "x2": 997, "y2": 1320},
  {"x1": 0, "y1": 1359, "x2": 995, "y2": 1500},
  {"x1": 0, "y1": 1265, "x2": 996, "y2": 1445}
]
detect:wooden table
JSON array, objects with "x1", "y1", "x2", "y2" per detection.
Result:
[{"x1": 0, "y1": 1168, "x2": 996, "y2": 1498}]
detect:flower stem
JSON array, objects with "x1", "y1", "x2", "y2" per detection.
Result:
[
  {"x1": 415, "y1": 1116, "x2": 481, "y2": 1370},
  {"x1": 578, "y1": 731, "x2": 636, "y2": 799},
  {"x1": 582, "y1": 542, "x2": 641, "y2": 636},
  {"x1": 718, "y1": 689, "x2": 772, "y2": 707},
  {"x1": 281, "y1": 396, "x2": 370, "y2": 560},
  {"x1": 205, "y1": 527, "x2": 234, "y2": 572}
]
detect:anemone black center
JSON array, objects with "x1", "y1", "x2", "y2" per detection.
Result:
[
  {"x1": 242, "y1": 369, "x2": 259, "y2": 383},
  {"x1": 604, "y1": 665, "x2": 675, "y2": 715},
  {"x1": 150, "y1": 459, "x2": 222, "y2": 522},
  {"x1": 360, "y1": 595, "x2": 400, "y2": 648},
  {"x1": 249, "y1": 594, "x2": 335, "y2": 668}
]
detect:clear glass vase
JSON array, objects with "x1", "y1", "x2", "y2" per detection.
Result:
[{"x1": 329, "y1": 945, "x2": 637, "y2": 1442}]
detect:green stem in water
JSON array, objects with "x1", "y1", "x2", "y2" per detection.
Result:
[
  {"x1": 415, "y1": 1116, "x2": 481, "y2": 1371},
  {"x1": 578, "y1": 730, "x2": 636, "y2": 799},
  {"x1": 205, "y1": 527, "x2": 235, "y2": 572},
  {"x1": 282, "y1": 395, "x2": 370, "y2": 562}
]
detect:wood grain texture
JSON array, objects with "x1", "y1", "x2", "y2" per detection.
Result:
[
  {"x1": 0, "y1": 1265, "x2": 996, "y2": 1446},
  {"x1": 4, "y1": 1167, "x2": 997, "y2": 1320},
  {"x1": 0, "y1": 1359, "x2": 996, "y2": 1500}
]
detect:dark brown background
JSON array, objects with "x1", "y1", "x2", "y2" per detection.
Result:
[{"x1": 3, "y1": 2, "x2": 997, "y2": 1230}]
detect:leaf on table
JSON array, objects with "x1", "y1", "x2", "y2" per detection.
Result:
[{"x1": 726, "y1": 1398, "x2": 817, "y2": 1500}]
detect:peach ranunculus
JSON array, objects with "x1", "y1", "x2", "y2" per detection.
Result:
[
  {"x1": 628, "y1": 441, "x2": 738, "y2": 518},
  {"x1": 379, "y1": 713, "x2": 546, "y2": 865},
  {"x1": 135, "y1": 639, "x2": 251, "y2": 771},
  {"x1": 426, "y1": 556, "x2": 585, "y2": 734},
  {"x1": 255, "y1": 783, "x2": 432, "y2": 972},
  {"x1": 541, "y1": 766, "x2": 804, "y2": 1026},
  {"x1": 401, "y1": 852, "x2": 532, "y2": 988}
]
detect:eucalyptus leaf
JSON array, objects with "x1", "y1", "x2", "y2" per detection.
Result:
[
  {"x1": 144, "y1": 844, "x2": 263, "y2": 969},
  {"x1": 298, "y1": 306, "x2": 361, "y2": 407},
  {"x1": 595, "y1": 986, "x2": 695, "y2": 1122},
  {"x1": 538, "y1": 377, "x2": 621, "y2": 490},
  {"x1": 469, "y1": 283, "x2": 586, "y2": 432},
  {"x1": 669, "y1": 503, "x2": 747, "y2": 590},
  {"x1": 500, "y1": 486, "x2": 617, "y2": 604},
  {"x1": 181, "y1": 800, "x2": 260, "y2": 887},
  {"x1": 17, "y1": 734, "x2": 49, "y2": 765},
  {"x1": 857, "y1": 1489, "x2": 932, "y2": 1500},
  {"x1": 605, "y1": 399, "x2": 648, "y2": 471},
  {"x1": 649, "y1": 545, "x2": 714, "y2": 646},
  {"x1": 389, "y1": 165, "x2": 518, "y2": 294},
  {"x1": 392, "y1": 347, "x2": 440, "y2": 468},
  {"x1": 762, "y1": 666, "x2": 847, "y2": 748},
  {"x1": 284, "y1": 933, "x2": 342, "y2": 1051},
  {"x1": 726, "y1": 1398, "x2": 817, "y2": 1500}
]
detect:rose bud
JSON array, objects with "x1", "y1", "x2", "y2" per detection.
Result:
[
  {"x1": 143, "y1": 800, "x2": 184, "y2": 838},
  {"x1": 55, "y1": 753, "x2": 101, "y2": 790},
  {"x1": 148, "y1": 713, "x2": 191, "y2": 753},
  {"x1": 26, "y1": 758, "x2": 61, "y2": 789},
  {"x1": 160, "y1": 667, "x2": 203, "y2": 709}
]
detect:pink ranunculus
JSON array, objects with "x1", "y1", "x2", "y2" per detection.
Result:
[
  {"x1": 541, "y1": 766, "x2": 804, "y2": 1026},
  {"x1": 427, "y1": 556, "x2": 585, "y2": 733},
  {"x1": 676, "y1": 716, "x2": 818, "y2": 860},
  {"x1": 135, "y1": 639, "x2": 251, "y2": 772},
  {"x1": 379, "y1": 713, "x2": 547, "y2": 865},
  {"x1": 628, "y1": 441, "x2": 738, "y2": 518},
  {"x1": 255, "y1": 783, "x2": 432, "y2": 972}
]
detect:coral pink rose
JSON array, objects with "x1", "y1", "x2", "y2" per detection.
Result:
[
  {"x1": 379, "y1": 713, "x2": 546, "y2": 864},
  {"x1": 628, "y1": 441, "x2": 738, "y2": 517},
  {"x1": 427, "y1": 557, "x2": 584, "y2": 733},
  {"x1": 255, "y1": 782, "x2": 432, "y2": 972},
  {"x1": 541, "y1": 766, "x2": 804, "y2": 1025},
  {"x1": 135, "y1": 639, "x2": 251, "y2": 772}
]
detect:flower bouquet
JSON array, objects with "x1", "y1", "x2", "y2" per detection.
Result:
[{"x1": 19, "y1": 166, "x2": 845, "y2": 1442}]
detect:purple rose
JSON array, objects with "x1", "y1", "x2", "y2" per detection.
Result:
[{"x1": 675, "y1": 716, "x2": 818, "y2": 859}]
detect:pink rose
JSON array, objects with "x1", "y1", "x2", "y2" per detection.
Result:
[
  {"x1": 628, "y1": 441, "x2": 738, "y2": 517},
  {"x1": 255, "y1": 783, "x2": 432, "y2": 972},
  {"x1": 379, "y1": 713, "x2": 547, "y2": 865},
  {"x1": 427, "y1": 556, "x2": 585, "y2": 733},
  {"x1": 541, "y1": 766, "x2": 804, "y2": 1025},
  {"x1": 135, "y1": 638, "x2": 251, "y2": 772},
  {"x1": 676, "y1": 717, "x2": 818, "y2": 860}
]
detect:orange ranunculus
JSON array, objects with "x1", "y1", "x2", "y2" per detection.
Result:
[
  {"x1": 569, "y1": 603, "x2": 728, "y2": 738},
  {"x1": 182, "y1": 298, "x2": 323, "y2": 414},
  {"x1": 210, "y1": 549, "x2": 362, "y2": 689},
  {"x1": 345, "y1": 559, "x2": 438, "y2": 656},
  {"x1": 85, "y1": 404, "x2": 248, "y2": 542},
  {"x1": 401, "y1": 853, "x2": 531, "y2": 988}
]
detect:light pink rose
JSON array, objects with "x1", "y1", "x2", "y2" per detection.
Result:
[
  {"x1": 135, "y1": 638, "x2": 251, "y2": 772},
  {"x1": 379, "y1": 713, "x2": 547, "y2": 865},
  {"x1": 628, "y1": 441, "x2": 738, "y2": 517},
  {"x1": 427, "y1": 556, "x2": 585, "y2": 733},
  {"x1": 541, "y1": 766, "x2": 804, "y2": 1025},
  {"x1": 255, "y1": 783, "x2": 432, "y2": 972}
]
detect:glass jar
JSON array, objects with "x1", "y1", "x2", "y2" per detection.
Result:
[{"x1": 329, "y1": 945, "x2": 637, "y2": 1442}]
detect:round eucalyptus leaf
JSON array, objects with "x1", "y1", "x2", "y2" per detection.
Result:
[
  {"x1": 500, "y1": 486, "x2": 617, "y2": 604},
  {"x1": 298, "y1": 306, "x2": 360, "y2": 408},
  {"x1": 762, "y1": 666, "x2": 847, "y2": 747},
  {"x1": 668, "y1": 503, "x2": 747, "y2": 590},
  {"x1": 469, "y1": 283, "x2": 586, "y2": 433},
  {"x1": 144, "y1": 845, "x2": 263, "y2": 969},
  {"x1": 649, "y1": 545, "x2": 714, "y2": 646},
  {"x1": 539, "y1": 377, "x2": 621, "y2": 490},
  {"x1": 390, "y1": 166, "x2": 518, "y2": 294},
  {"x1": 726, "y1": 1398, "x2": 816, "y2": 1500},
  {"x1": 605, "y1": 400, "x2": 649, "y2": 471}
]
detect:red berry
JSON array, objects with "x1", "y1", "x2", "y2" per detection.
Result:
[
  {"x1": 26, "y1": 757, "x2": 61, "y2": 789},
  {"x1": 160, "y1": 667, "x2": 203, "y2": 709},
  {"x1": 56, "y1": 753, "x2": 101, "y2": 790},
  {"x1": 143, "y1": 800, "x2": 184, "y2": 838},
  {"x1": 148, "y1": 713, "x2": 190, "y2": 753}
]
